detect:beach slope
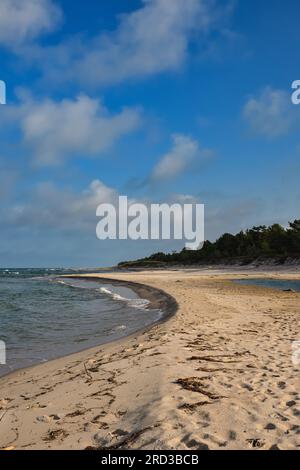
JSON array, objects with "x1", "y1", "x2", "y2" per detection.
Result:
[{"x1": 0, "y1": 269, "x2": 300, "y2": 450}]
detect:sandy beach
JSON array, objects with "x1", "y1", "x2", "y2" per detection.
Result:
[{"x1": 0, "y1": 268, "x2": 300, "y2": 450}]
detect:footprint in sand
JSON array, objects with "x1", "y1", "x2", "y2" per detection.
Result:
[
  {"x1": 278, "y1": 381, "x2": 286, "y2": 390},
  {"x1": 264, "y1": 423, "x2": 276, "y2": 430},
  {"x1": 182, "y1": 435, "x2": 210, "y2": 450}
]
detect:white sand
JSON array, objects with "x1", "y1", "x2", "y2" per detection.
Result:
[{"x1": 0, "y1": 268, "x2": 299, "y2": 450}]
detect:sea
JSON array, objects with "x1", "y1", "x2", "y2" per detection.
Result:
[
  {"x1": 0, "y1": 268, "x2": 162, "y2": 377},
  {"x1": 235, "y1": 278, "x2": 300, "y2": 292}
]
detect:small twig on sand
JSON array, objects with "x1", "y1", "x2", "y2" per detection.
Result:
[
  {"x1": 84, "y1": 362, "x2": 93, "y2": 381},
  {"x1": 85, "y1": 425, "x2": 160, "y2": 450},
  {"x1": 176, "y1": 377, "x2": 226, "y2": 400},
  {"x1": 0, "y1": 409, "x2": 8, "y2": 422}
]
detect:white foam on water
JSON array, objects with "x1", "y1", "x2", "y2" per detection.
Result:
[
  {"x1": 99, "y1": 287, "x2": 150, "y2": 310},
  {"x1": 114, "y1": 325, "x2": 127, "y2": 331},
  {"x1": 55, "y1": 280, "x2": 151, "y2": 310},
  {"x1": 1, "y1": 270, "x2": 19, "y2": 275}
]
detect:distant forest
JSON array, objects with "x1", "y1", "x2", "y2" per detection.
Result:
[{"x1": 118, "y1": 220, "x2": 300, "y2": 268}]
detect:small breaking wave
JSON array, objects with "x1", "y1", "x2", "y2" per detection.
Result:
[
  {"x1": 1, "y1": 270, "x2": 20, "y2": 275},
  {"x1": 56, "y1": 280, "x2": 68, "y2": 286},
  {"x1": 99, "y1": 287, "x2": 150, "y2": 310},
  {"x1": 54, "y1": 279, "x2": 151, "y2": 310},
  {"x1": 54, "y1": 279, "x2": 86, "y2": 289},
  {"x1": 0, "y1": 271, "x2": 168, "y2": 377},
  {"x1": 113, "y1": 325, "x2": 127, "y2": 331}
]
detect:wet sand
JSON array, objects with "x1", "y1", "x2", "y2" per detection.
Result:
[{"x1": 0, "y1": 268, "x2": 300, "y2": 450}]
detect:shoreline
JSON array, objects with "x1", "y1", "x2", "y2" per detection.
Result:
[
  {"x1": 1, "y1": 268, "x2": 300, "y2": 450},
  {"x1": 61, "y1": 275, "x2": 179, "y2": 322},
  {"x1": 0, "y1": 277, "x2": 178, "y2": 381}
]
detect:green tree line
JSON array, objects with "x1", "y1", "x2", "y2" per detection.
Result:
[{"x1": 119, "y1": 220, "x2": 300, "y2": 267}]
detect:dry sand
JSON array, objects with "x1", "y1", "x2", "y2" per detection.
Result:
[{"x1": 0, "y1": 268, "x2": 300, "y2": 450}]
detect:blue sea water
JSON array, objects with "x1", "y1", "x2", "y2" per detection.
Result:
[
  {"x1": 0, "y1": 268, "x2": 161, "y2": 377},
  {"x1": 235, "y1": 278, "x2": 300, "y2": 292}
]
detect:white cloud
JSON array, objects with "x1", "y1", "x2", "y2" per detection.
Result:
[
  {"x1": 0, "y1": 159, "x2": 18, "y2": 199},
  {"x1": 0, "y1": 0, "x2": 62, "y2": 48},
  {"x1": 6, "y1": 177, "x2": 202, "y2": 236},
  {"x1": 7, "y1": 179, "x2": 120, "y2": 232},
  {"x1": 150, "y1": 133, "x2": 211, "y2": 182},
  {"x1": 2, "y1": 93, "x2": 142, "y2": 165},
  {"x1": 243, "y1": 87, "x2": 295, "y2": 138},
  {"x1": 29, "y1": 0, "x2": 231, "y2": 87}
]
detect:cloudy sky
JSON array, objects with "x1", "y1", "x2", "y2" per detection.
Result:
[{"x1": 0, "y1": 0, "x2": 299, "y2": 267}]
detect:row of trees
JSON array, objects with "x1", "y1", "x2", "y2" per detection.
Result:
[{"x1": 119, "y1": 220, "x2": 300, "y2": 267}]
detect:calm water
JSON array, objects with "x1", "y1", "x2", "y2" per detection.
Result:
[
  {"x1": 0, "y1": 268, "x2": 162, "y2": 377},
  {"x1": 235, "y1": 278, "x2": 300, "y2": 292}
]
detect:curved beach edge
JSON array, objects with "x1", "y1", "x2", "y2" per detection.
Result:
[
  {"x1": 61, "y1": 275, "x2": 179, "y2": 323},
  {"x1": 1, "y1": 269, "x2": 300, "y2": 451},
  {"x1": 0, "y1": 276, "x2": 178, "y2": 381}
]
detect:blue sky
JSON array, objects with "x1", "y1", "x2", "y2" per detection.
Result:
[{"x1": 0, "y1": 0, "x2": 299, "y2": 267}]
